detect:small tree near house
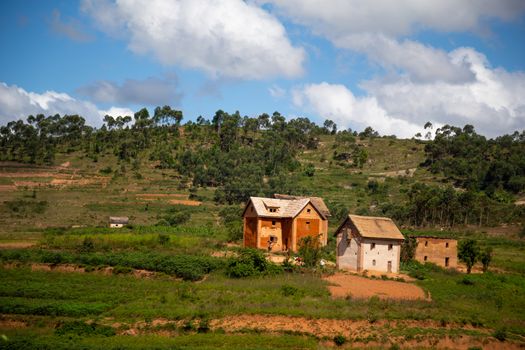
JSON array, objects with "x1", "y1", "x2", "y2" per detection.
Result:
[
  {"x1": 458, "y1": 239, "x2": 480, "y2": 274},
  {"x1": 480, "y1": 247, "x2": 493, "y2": 273}
]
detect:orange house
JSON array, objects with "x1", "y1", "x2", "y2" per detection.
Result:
[{"x1": 242, "y1": 196, "x2": 329, "y2": 252}]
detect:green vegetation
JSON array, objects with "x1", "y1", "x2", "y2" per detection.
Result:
[{"x1": 0, "y1": 111, "x2": 524, "y2": 348}]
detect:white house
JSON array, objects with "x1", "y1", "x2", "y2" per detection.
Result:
[
  {"x1": 334, "y1": 214, "x2": 404, "y2": 273},
  {"x1": 109, "y1": 216, "x2": 129, "y2": 228}
]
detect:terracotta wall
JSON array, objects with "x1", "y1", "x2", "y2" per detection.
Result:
[
  {"x1": 243, "y1": 217, "x2": 258, "y2": 248},
  {"x1": 415, "y1": 237, "x2": 457, "y2": 268},
  {"x1": 260, "y1": 218, "x2": 283, "y2": 251}
]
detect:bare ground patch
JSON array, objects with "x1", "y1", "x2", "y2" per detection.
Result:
[
  {"x1": 168, "y1": 199, "x2": 202, "y2": 206},
  {"x1": 323, "y1": 273, "x2": 428, "y2": 300},
  {"x1": 0, "y1": 241, "x2": 36, "y2": 249},
  {"x1": 112, "y1": 315, "x2": 522, "y2": 349}
]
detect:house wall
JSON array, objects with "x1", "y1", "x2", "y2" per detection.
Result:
[
  {"x1": 243, "y1": 203, "x2": 259, "y2": 249},
  {"x1": 335, "y1": 221, "x2": 360, "y2": 270},
  {"x1": 415, "y1": 237, "x2": 457, "y2": 268},
  {"x1": 292, "y1": 203, "x2": 326, "y2": 251},
  {"x1": 243, "y1": 217, "x2": 258, "y2": 248},
  {"x1": 260, "y1": 218, "x2": 283, "y2": 252},
  {"x1": 361, "y1": 239, "x2": 401, "y2": 273}
]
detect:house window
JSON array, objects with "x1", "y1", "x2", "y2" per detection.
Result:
[
  {"x1": 272, "y1": 221, "x2": 276, "y2": 226},
  {"x1": 306, "y1": 221, "x2": 310, "y2": 225},
  {"x1": 371, "y1": 243, "x2": 376, "y2": 250},
  {"x1": 424, "y1": 256, "x2": 428, "y2": 261},
  {"x1": 388, "y1": 244, "x2": 393, "y2": 250},
  {"x1": 445, "y1": 257, "x2": 449, "y2": 267},
  {"x1": 307, "y1": 208, "x2": 311, "y2": 213},
  {"x1": 425, "y1": 241, "x2": 428, "y2": 247},
  {"x1": 269, "y1": 208, "x2": 277, "y2": 213},
  {"x1": 372, "y1": 259, "x2": 376, "y2": 266},
  {"x1": 446, "y1": 242, "x2": 449, "y2": 248}
]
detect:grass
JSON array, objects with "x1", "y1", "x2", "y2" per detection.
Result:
[{"x1": 0, "y1": 329, "x2": 320, "y2": 350}]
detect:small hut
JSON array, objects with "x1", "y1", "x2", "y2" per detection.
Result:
[
  {"x1": 109, "y1": 216, "x2": 129, "y2": 228},
  {"x1": 414, "y1": 236, "x2": 457, "y2": 268}
]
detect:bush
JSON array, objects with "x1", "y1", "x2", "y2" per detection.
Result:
[
  {"x1": 280, "y1": 284, "x2": 303, "y2": 297},
  {"x1": 99, "y1": 166, "x2": 112, "y2": 174},
  {"x1": 55, "y1": 320, "x2": 115, "y2": 337},
  {"x1": 157, "y1": 233, "x2": 170, "y2": 245},
  {"x1": 112, "y1": 265, "x2": 133, "y2": 274},
  {"x1": 459, "y1": 276, "x2": 475, "y2": 285},
  {"x1": 493, "y1": 327, "x2": 507, "y2": 341},
  {"x1": 164, "y1": 212, "x2": 190, "y2": 226},
  {"x1": 78, "y1": 237, "x2": 95, "y2": 253},
  {"x1": 226, "y1": 248, "x2": 282, "y2": 278},
  {"x1": 298, "y1": 236, "x2": 322, "y2": 268},
  {"x1": 333, "y1": 334, "x2": 347, "y2": 346}
]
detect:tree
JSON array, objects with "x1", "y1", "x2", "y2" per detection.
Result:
[
  {"x1": 400, "y1": 236, "x2": 417, "y2": 263},
  {"x1": 458, "y1": 239, "x2": 480, "y2": 274},
  {"x1": 298, "y1": 236, "x2": 322, "y2": 268},
  {"x1": 480, "y1": 247, "x2": 493, "y2": 273}
]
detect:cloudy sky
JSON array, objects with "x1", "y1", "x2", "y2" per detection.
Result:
[{"x1": 1, "y1": 0, "x2": 524, "y2": 138}]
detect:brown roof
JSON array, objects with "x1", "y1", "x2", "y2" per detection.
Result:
[
  {"x1": 337, "y1": 214, "x2": 404, "y2": 240},
  {"x1": 274, "y1": 194, "x2": 331, "y2": 217},
  {"x1": 245, "y1": 197, "x2": 325, "y2": 219}
]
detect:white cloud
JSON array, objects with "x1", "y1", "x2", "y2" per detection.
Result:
[
  {"x1": 268, "y1": 84, "x2": 286, "y2": 98},
  {"x1": 82, "y1": 0, "x2": 305, "y2": 80},
  {"x1": 293, "y1": 48, "x2": 525, "y2": 138},
  {"x1": 263, "y1": 0, "x2": 525, "y2": 83},
  {"x1": 0, "y1": 82, "x2": 130, "y2": 127},
  {"x1": 77, "y1": 76, "x2": 182, "y2": 106},
  {"x1": 362, "y1": 48, "x2": 525, "y2": 137},
  {"x1": 292, "y1": 82, "x2": 424, "y2": 138},
  {"x1": 99, "y1": 106, "x2": 134, "y2": 118},
  {"x1": 263, "y1": 0, "x2": 525, "y2": 38},
  {"x1": 334, "y1": 33, "x2": 475, "y2": 83}
]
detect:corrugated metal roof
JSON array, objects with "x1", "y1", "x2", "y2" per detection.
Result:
[
  {"x1": 248, "y1": 197, "x2": 311, "y2": 218},
  {"x1": 346, "y1": 214, "x2": 404, "y2": 240}
]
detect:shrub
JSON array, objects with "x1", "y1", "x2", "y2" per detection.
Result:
[
  {"x1": 78, "y1": 237, "x2": 95, "y2": 253},
  {"x1": 157, "y1": 233, "x2": 170, "y2": 245},
  {"x1": 480, "y1": 247, "x2": 493, "y2": 273},
  {"x1": 459, "y1": 276, "x2": 475, "y2": 286},
  {"x1": 298, "y1": 236, "x2": 322, "y2": 268},
  {"x1": 99, "y1": 166, "x2": 112, "y2": 174},
  {"x1": 280, "y1": 284, "x2": 303, "y2": 297},
  {"x1": 55, "y1": 320, "x2": 115, "y2": 337},
  {"x1": 226, "y1": 248, "x2": 281, "y2": 278},
  {"x1": 112, "y1": 265, "x2": 133, "y2": 274},
  {"x1": 333, "y1": 334, "x2": 347, "y2": 346},
  {"x1": 165, "y1": 212, "x2": 190, "y2": 226},
  {"x1": 493, "y1": 328, "x2": 507, "y2": 341}
]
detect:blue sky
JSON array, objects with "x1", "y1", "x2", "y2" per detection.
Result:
[{"x1": 1, "y1": 0, "x2": 524, "y2": 138}]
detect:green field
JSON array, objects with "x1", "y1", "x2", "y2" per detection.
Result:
[{"x1": 1, "y1": 132, "x2": 524, "y2": 349}]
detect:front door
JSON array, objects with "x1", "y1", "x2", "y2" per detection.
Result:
[{"x1": 387, "y1": 261, "x2": 392, "y2": 273}]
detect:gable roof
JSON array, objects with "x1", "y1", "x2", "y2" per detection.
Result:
[
  {"x1": 244, "y1": 197, "x2": 325, "y2": 219},
  {"x1": 336, "y1": 214, "x2": 404, "y2": 240},
  {"x1": 109, "y1": 216, "x2": 129, "y2": 224},
  {"x1": 273, "y1": 194, "x2": 331, "y2": 217}
]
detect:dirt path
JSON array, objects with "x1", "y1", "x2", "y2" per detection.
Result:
[
  {"x1": 0, "y1": 241, "x2": 36, "y2": 249},
  {"x1": 323, "y1": 273, "x2": 428, "y2": 300},
  {"x1": 111, "y1": 314, "x2": 521, "y2": 349}
]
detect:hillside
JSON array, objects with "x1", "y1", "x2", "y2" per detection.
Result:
[{"x1": 1, "y1": 113, "x2": 525, "y2": 349}]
